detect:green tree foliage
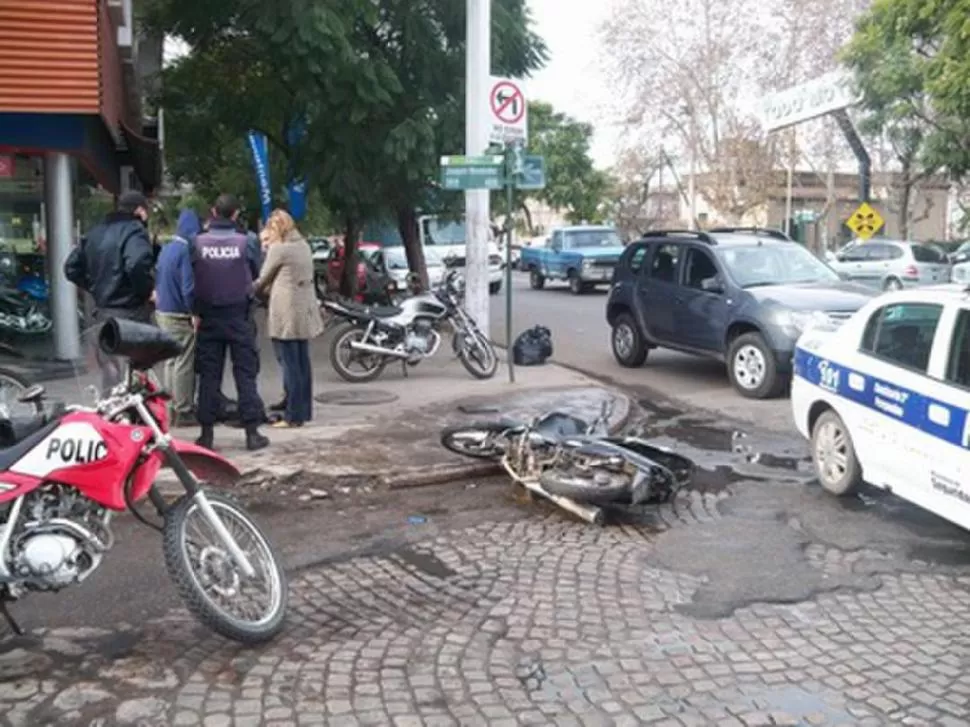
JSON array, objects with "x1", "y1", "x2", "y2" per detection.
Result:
[
  {"x1": 842, "y1": 0, "x2": 970, "y2": 179},
  {"x1": 146, "y1": 0, "x2": 546, "y2": 293}
]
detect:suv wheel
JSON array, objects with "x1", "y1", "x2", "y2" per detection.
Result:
[
  {"x1": 529, "y1": 269, "x2": 545, "y2": 290},
  {"x1": 611, "y1": 313, "x2": 647, "y2": 367},
  {"x1": 811, "y1": 409, "x2": 862, "y2": 497},
  {"x1": 727, "y1": 332, "x2": 784, "y2": 399},
  {"x1": 568, "y1": 271, "x2": 584, "y2": 295},
  {"x1": 884, "y1": 277, "x2": 903, "y2": 291}
]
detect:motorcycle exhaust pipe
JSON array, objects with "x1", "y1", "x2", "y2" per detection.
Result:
[{"x1": 349, "y1": 340, "x2": 409, "y2": 359}]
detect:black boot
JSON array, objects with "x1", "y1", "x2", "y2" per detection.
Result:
[
  {"x1": 245, "y1": 424, "x2": 269, "y2": 452},
  {"x1": 269, "y1": 399, "x2": 286, "y2": 412},
  {"x1": 196, "y1": 425, "x2": 214, "y2": 450}
]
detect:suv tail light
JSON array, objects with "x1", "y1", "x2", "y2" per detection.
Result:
[{"x1": 904, "y1": 264, "x2": 919, "y2": 279}]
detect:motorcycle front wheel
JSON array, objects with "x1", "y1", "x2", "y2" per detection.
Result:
[
  {"x1": 440, "y1": 421, "x2": 510, "y2": 460},
  {"x1": 329, "y1": 323, "x2": 388, "y2": 383},
  {"x1": 455, "y1": 327, "x2": 498, "y2": 380},
  {"x1": 163, "y1": 491, "x2": 288, "y2": 645}
]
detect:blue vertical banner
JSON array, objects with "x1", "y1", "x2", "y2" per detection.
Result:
[
  {"x1": 285, "y1": 117, "x2": 308, "y2": 221},
  {"x1": 246, "y1": 130, "x2": 272, "y2": 224}
]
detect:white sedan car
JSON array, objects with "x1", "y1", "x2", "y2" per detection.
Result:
[{"x1": 792, "y1": 284, "x2": 970, "y2": 531}]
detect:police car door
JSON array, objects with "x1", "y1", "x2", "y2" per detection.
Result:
[
  {"x1": 909, "y1": 301, "x2": 970, "y2": 529},
  {"x1": 849, "y1": 300, "x2": 947, "y2": 497}
]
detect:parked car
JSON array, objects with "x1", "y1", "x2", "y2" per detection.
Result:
[
  {"x1": 606, "y1": 227, "x2": 875, "y2": 399},
  {"x1": 315, "y1": 242, "x2": 379, "y2": 301},
  {"x1": 827, "y1": 239, "x2": 951, "y2": 290},
  {"x1": 520, "y1": 225, "x2": 624, "y2": 295},
  {"x1": 370, "y1": 246, "x2": 446, "y2": 290},
  {"x1": 419, "y1": 216, "x2": 505, "y2": 295},
  {"x1": 791, "y1": 284, "x2": 970, "y2": 532}
]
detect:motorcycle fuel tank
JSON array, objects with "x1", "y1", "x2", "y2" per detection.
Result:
[{"x1": 396, "y1": 293, "x2": 448, "y2": 321}]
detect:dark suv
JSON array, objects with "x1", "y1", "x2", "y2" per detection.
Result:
[{"x1": 606, "y1": 228, "x2": 875, "y2": 399}]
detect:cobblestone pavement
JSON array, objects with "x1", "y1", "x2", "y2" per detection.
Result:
[{"x1": 3, "y1": 475, "x2": 970, "y2": 726}]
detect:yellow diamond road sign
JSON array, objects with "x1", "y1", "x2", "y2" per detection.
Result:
[{"x1": 846, "y1": 202, "x2": 885, "y2": 240}]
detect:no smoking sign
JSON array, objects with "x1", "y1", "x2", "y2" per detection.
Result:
[{"x1": 488, "y1": 76, "x2": 528, "y2": 145}]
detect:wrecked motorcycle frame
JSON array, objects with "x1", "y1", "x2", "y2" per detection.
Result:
[{"x1": 440, "y1": 400, "x2": 693, "y2": 523}]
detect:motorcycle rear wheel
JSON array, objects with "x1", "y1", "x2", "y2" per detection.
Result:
[
  {"x1": 539, "y1": 467, "x2": 632, "y2": 505},
  {"x1": 329, "y1": 323, "x2": 388, "y2": 383},
  {"x1": 0, "y1": 367, "x2": 43, "y2": 417},
  {"x1": 455, "y1": 329, "x2": 498, "y2": 380},
  {"x1": 440, "y1": 421, "x2": 510, "y2": 460},
  {"x1": 163, "y1": 491, "x2": 288, "y2": 645}
]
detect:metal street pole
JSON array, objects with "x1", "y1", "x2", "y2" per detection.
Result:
[
  {"x1": 688, "y1": 119, "x2": 697, "y2": 230},
  {"x1": 464, "y1": 0, "x2": 491, "y2": 331},
  {"x1": 784, "y1": 126, "x2": 796, "y2": 237},
  {"x1": 505, "y1": 165, "x2": 515, "y2": 384}
]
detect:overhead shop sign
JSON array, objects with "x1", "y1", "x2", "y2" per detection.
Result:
[{"x1": 761, "y1": 71, "x2": 861, "y2": 131}]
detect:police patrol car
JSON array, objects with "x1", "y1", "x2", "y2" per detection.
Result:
[{"x1": 791, "y1": 284, "x2": 970, "y2": 530}]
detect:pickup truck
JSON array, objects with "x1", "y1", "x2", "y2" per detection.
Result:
[{"x1": 520, "y1": 225, "x2": 625, "y2": 295}]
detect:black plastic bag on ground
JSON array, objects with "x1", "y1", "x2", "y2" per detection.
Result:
[{"x1": 512, "y1": 325, "x2": 553, "y2": 366}]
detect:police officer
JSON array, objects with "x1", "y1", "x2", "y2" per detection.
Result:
[{"x1": 192, "y1": 193, "x2": 269, "y2": 451}]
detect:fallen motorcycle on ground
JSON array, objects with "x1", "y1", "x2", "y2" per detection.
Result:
[
  {"x1": 440, "y1": 400, "x2": 693, "y2": 524},
  {"x1": 0, "y1": 318, "x2": 287, "y2": 644},
  {"x1": 322, "y1": 269, "x2": 498, "y2": 383}
]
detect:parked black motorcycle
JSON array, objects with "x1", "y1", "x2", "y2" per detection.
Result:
[
  {"x1": 322, "y1": 269, "x2": 498, "y2": 383},
  {"x1": 0, "y1": 286, "x2": 53, "y2": 336},
  {"x1": 440, "y1": 400, "x2": 693, "y2": 523}
]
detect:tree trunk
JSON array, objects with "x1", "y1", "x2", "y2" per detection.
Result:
[
  {"x1": 340, "y1": 217, "x2": 361, "y2": 297},
  {"x1": 518, "y1": 200, "x2": 534, "y2": 237},
  {"x1": 898, "y1": 155, "x2": 914, "y2": 241},
  {"x1": 397, "y1": 207, "x2": 428, "y2": 291}
]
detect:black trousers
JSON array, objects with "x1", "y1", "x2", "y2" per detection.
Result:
[
  {"x1": 196, "y1": 304, "x2": 265, "y2": 426},
  {"x1": 272, "y1": 338, "x2": 312, "y2": 423}
]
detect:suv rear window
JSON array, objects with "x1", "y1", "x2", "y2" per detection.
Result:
[{"x1": 911, "y1": 244, "x2": 945, "y2": 263}]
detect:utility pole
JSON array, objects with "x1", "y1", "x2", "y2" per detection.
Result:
[
  {"x1": 688, "y1": 121, "x2": 697, "y2": 230},
  {"x1": 784, "y1": 127, "x2": 796, "y2": 237},
  {"x1": 464, "y1": 0, "x2": 491, "y2": 330}
]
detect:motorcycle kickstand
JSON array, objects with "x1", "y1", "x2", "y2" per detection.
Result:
[
  {"x1": 401, "y1": 359, "x2": 409, "y2": 377},
  {"x1": 0, "y1": 597, "x2": 23, "y2": 636}
]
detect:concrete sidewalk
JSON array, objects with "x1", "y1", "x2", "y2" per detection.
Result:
[{"x1": 27, "y1": 322, "x2": 630, "y2": 500}]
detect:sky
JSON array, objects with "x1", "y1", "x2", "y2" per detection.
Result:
[{"x1": 520, "y1": 0, "x2": 617, "y2": 170}]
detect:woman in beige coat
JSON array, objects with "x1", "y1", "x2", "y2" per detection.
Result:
[{"x1": 256, "y1": 209, "x2": 323, "y2": 428}]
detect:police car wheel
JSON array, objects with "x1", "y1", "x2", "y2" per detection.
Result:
[
  {"x1": 727, "y1": 332, "x2": 783, "y2": 399},
  {"x1": 811, "y1": 410, "x2": 862, "y2": 497}
]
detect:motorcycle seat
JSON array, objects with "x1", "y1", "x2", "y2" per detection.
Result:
[
  {"x1": 0, "y1": 417, "x2": 61, "y2": 471},
  {"x1": 532, "y1": 411, "x2": 590, "y2": 441}
]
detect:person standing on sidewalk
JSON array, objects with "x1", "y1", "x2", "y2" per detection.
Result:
[
  {"x1": 154, "y1": 209, "x2": 200, "y2": 427},
  {"x1": 65, "y1": 190, "x2": 155, "y2": 392},
  {"x1": 255, "y1": 209, "x2": 323, "y2": 428},
  {"x1": 192, "y1": 194, "x2": 269, "y2": 451}
]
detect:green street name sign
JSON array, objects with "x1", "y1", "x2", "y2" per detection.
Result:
[
  {"x1": 440, "y1": 155, "x2": 504, "y2": 167},
  {"x1": 440, "y1": 165, "x2": 505, "y2": 190}
]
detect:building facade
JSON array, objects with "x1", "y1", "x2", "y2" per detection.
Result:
[{"x1": 0, "y1": 0, "x2": 161, "y2": 363}]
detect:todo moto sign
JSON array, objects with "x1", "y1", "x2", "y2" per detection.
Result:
[{"x1": 488, "y1": 76, "x2": 528, "y2": 145}]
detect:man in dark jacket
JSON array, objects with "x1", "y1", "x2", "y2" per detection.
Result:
[
  {"x1": 65, "y1": 191, "x2": 155, "y2": 391},
  {"x1": 192, "y1": 193, "x2": 269, "y2": 451}
]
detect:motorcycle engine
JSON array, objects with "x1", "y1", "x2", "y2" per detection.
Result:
[
  {"x1": 404, "y1": 320, "x2": 439, "y2": 363},
  {"x1": 9, "y1": 485, "x2": 109, "y2": 591}
]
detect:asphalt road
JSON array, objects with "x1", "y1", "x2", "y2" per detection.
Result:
[{"x1": 489, "y1": 271, "x2": 795, "y2": 433}]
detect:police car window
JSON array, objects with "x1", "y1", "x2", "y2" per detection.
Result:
[
  {"x1": 860, "y1": 302, "x2": 943, "y2": 373},
  {"x1": 649, "y1": 244, "x2": 680, "y2": 283},
  {"x1": 945, "y1": 309, "x2": 970, "y2": 389}
]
